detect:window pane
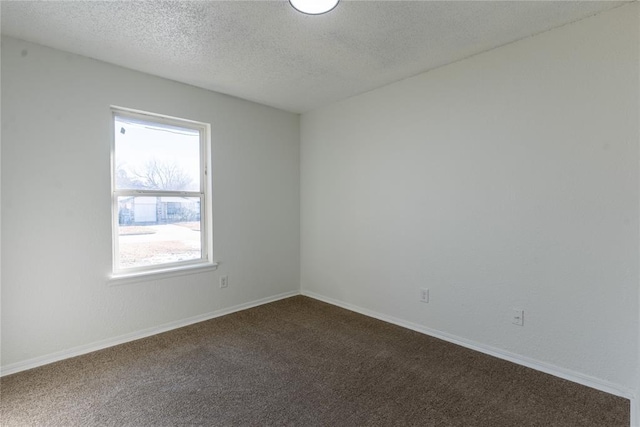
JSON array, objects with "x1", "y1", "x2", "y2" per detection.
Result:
[
  {"x1": 117, "y1": 196, "x2": 202, "y2": 269},
  {"x1": 114, "y1": 116, "x2": 200, "y2": 192}
]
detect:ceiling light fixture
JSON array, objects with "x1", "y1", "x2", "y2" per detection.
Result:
[{"x1": 290, "y1": 0, "x2": 339, "y2": 15}]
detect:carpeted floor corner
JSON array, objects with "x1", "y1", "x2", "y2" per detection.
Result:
[{"x1": 0, "y1": 296, "x2": 629, "y2": 426}]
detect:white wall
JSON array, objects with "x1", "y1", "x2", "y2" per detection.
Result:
[
  {"x1": 301, "y1": 3, "x2": 639, "y2": 393},
  {"x1": 1, "y1": 37, "x2": 300, "y2": 369},
  {"x1": 637, "y1": 3, "x2": 640, "y2": 422},
  {"x1": 1, "y1": 3, "x2": 638, "y2": 411}
]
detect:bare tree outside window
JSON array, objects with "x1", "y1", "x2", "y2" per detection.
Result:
[{"x1": 133, "y1": 158, "x2": 193, "y2": 191}]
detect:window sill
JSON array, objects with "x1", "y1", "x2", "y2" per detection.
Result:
[{"x1": 108, "y1": 262, "x2": 219, "y2": 286}]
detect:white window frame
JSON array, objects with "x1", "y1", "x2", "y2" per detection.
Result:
[{"x1": 110, "y1": 107, "x2": 215, "y2": 280}]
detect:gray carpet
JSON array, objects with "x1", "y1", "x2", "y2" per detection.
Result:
[{"x1": 0, "y1": 296, "x2": 629, "y2": 426}]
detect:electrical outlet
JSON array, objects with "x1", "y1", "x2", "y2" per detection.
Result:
[
  {"x1": 220, "y1": 276, "x2": 228, "y2": 289},
  {"x1": 420, "y1": 288, "x2": 429, "y2": 303},
  {"x1": 512, "y1": 309, "x2": 524, "y2": 326}
]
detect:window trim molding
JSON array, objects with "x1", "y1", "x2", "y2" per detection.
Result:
[
  {"x1": 110, "y1": 106, "x2": 213, "y2": 277},
  {"x1": 108, "y1": 261, "x2": 219, "y2": 286}
]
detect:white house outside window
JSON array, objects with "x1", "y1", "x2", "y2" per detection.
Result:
[{"x1": 111, "y1": 108, "x2": 213, "y2": 277}]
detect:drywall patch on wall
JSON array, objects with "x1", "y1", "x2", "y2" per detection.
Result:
[{"x1": 300, "y1": 3, "x2": 639, "y2": 391}]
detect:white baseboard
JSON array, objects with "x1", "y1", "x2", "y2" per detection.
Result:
[
  {"x1": 301, "y1": 290, "x2": 636, "y2": 402},
  {"x1": 0, "y1": 290, "x2": 300, "y2": 377},
  {"x1": 3, "y1": 288, "x2": 637, "y2": 426}
]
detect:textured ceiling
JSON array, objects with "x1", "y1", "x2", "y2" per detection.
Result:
[{"x1": 0, "y1": 1, "x2": 628, "y2": 113}]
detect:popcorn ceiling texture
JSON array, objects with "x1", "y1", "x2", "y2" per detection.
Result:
[{"x1": 0, "y1": 1, "x2": 628, "y2": 113}]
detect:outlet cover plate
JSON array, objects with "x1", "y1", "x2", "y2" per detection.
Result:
[{"x1": 512, "y1": 308, "x2": 524, "y2": 326}]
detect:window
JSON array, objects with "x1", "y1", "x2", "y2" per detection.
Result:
[{"x1": 111, "y1": 108, "x2": 212, "y2": 277}]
